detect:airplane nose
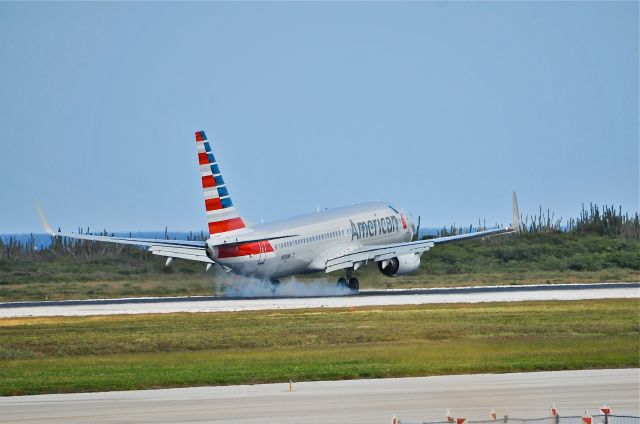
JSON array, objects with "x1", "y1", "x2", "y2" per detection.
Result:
[{"x1": 404, "y1": 215, "x2": 415, "y2": 237}]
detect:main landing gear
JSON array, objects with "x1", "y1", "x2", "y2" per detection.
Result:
[
  {"x1": 337, "y1": 270, "x2": 359, "y2": 292},
  {"x1": 269, "y1": 278, "x2": 281, "y2": 295},
  {"x1": 269, "y1": 278, "x2": 281, "y2": 287}
]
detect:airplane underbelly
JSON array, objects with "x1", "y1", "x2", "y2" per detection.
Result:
[{"x1": 217, "y1": 251, "x2": 311, "y2": 279}]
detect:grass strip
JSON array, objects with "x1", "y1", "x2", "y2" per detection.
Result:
[{"x1": 1, "y1": 299, "x2": 638, "y2": 396}]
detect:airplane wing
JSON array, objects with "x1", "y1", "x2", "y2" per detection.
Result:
[
  {"x1": 325, "y1": 192, "x2": 521, "y2": 273},
  {"x1": 36, "y1": 200, "x2": 214, "y2": 263},
  {"x1": 50, "y1": 230, "x2": 214, "y2": 263},
  {"x1": 324, "y1": 227, "x2": 512, "y2": 273},
  {"x1": 35, "y1": 200, "x2": 298, "y2": 265},
  {"x1": 44, "y1": 230, "x2": 299, "y2": 264}
]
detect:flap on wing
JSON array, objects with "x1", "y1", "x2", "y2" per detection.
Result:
[{"x1": 148, "y1": 245, "x2": 213, "y2": 263}]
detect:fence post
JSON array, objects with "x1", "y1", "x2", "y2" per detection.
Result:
[{"x1": 600, "y1": 405, "x2": 611, "y2": 424}]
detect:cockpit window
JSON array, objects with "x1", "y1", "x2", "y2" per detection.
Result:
[{"x1": 388, "y1": 205, "x2": 399, "y2": 214}]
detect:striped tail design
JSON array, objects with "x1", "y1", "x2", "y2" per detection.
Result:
[{"x1": 195, "y1": 131, "x2": 246, "y2": 235}]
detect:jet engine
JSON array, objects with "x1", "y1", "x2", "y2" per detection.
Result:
[
  {"x1": 377, "y1": 253, "x2": 421, "y2": 277},
  {"x1": 205, "y1": 243, "x2": 219, "y2": 261}
]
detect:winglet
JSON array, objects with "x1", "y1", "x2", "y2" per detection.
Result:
[
  {"x1": 511, "y1": 191, "x2": 521, "y2": 232},
  {"x1": 34, "y1": 199, "x2": 56, "y2": 236}
]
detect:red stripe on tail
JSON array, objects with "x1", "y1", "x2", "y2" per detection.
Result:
[
  {"x1": 205, "y1": 198, "x2": 223, "y2": 211},
  {"x1": 201, "y1": 175, "x2": 216, "y2": 188}
]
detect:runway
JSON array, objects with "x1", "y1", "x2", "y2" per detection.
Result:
[
  {"x1": 1, "y1": 369, "x2": 638, "y2": 423},
  {"x1": 0, "y1": 282, "x2": 637, "y2": 318}
]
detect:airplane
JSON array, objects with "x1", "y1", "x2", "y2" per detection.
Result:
[{"x1": 37, "y1": 130, "x2": 521, "y2": 293}]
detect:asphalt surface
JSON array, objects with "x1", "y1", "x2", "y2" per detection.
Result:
[
  {"x1": 1, "y1": 369, "x2": 638, "y2": 423},
  {"x1": 0, "y1": 282, "x2": 637, "y2": 317}
]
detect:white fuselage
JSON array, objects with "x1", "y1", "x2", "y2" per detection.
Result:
[{"x1": 209, "y1": 202, "x2": 414, "y2": 279}]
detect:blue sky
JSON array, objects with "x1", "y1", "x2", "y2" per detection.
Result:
[{"x1": 0, "y1": 1, "x2": 637, "y2": 233}]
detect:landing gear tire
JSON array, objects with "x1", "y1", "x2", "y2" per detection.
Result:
[
  {"x1": 348, "y1": 277, "x2": 359, "y2": 292},
  {"x1": 269, "y1": 279, "x2": 281, "y2": 294},
  {"x1": 337, "y1": 277, "x2": 348, "y2": 289}
]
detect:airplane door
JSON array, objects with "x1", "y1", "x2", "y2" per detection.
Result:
[{"x1": 258, "y1": 242, "x2": 266, "y2": 264}]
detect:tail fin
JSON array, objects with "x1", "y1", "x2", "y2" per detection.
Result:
[{"x1": 194, "y1": 131, "x2": 246, "y2": 235}]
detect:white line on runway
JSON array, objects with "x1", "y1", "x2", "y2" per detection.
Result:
[
  {"x1": 1, "y1": 369, "x2": 638, "y2": 424},
  {"x1": 1, "y1": 283, "x2": 638, "y2": 318}
]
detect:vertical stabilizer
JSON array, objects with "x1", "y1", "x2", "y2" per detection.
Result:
[{"x1": 194, "y1": 131, "x2": 246, "y2": 235}]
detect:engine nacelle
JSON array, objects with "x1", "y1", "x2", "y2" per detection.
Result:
[
  {"x1": 205, "y1": 243, "x2": 219, "y2": 261},
  {"x1": 377, "y1": 254, "x2": 421, "y2": 277}
]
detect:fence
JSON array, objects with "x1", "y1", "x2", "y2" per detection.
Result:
[{"x1": 398, "y1": 416, "x2": 640, "y2": 424}]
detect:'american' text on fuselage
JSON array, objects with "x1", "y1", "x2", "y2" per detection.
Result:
[{"x1": 350, "y1": 216, "x2": 399, "y2": 240}]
